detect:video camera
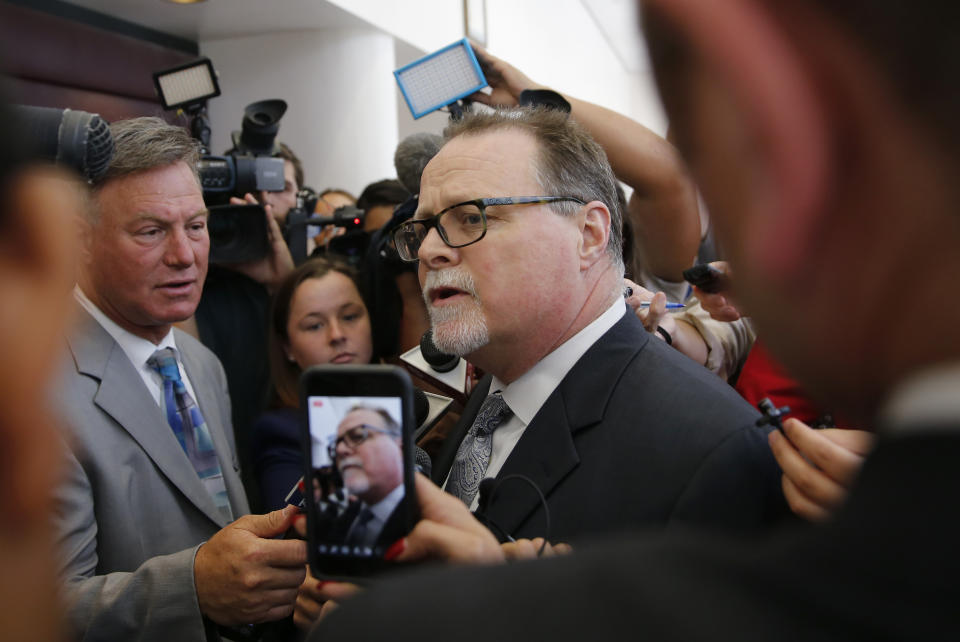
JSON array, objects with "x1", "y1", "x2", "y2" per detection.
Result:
[
  {"x1": 153, "y1": 59, "x2": 293, "y2": 264},
  {"x1": 285, "y1": 187, "x2": 366, "y2": 265},
  {"x1": 198, "y1": 99, "x2": 286, "y2": 205}
]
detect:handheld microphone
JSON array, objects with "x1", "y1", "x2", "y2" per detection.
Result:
[
  {"x1": 399, "y1": 331, "x2": 469, "y2": 403},
  {"x1": 414, "y1": 445, "x2": 432, "y2": 477},
  {"x1": 420, "y1": 330, "x2": 459, "y2": 373},
  {"x1": 12, "y1": 106, "x2": 114, "y2": 183}
]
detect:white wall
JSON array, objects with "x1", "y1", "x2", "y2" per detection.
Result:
[
  {"x1": 383, "y1": 0, "x2": 667, "y2": 146},
  {"x1": 483, "y1": 0, "x2": 666, "y2": 135},
  {"x1": 198, "y1": 1, "x2": 668, "y2": 196},
  {"x1": 201, "y1": 28, "x2": 399, "y2": 196},
  {"x1": 326, "y1": 0, "x2": 463, "y2": 54}
]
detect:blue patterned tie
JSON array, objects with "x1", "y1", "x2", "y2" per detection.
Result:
[
  {"x1": 446, "y1": 392, "x2": 512, "y2": 507},
  {"x1": 148, "y1": 347, "x2": 232, "y2": 521}
]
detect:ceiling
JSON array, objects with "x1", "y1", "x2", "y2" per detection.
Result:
[
  {"x1": 60, "y1": 0, "x2": 369, "y2": 42},
  {"x1": 59, "y1": 0, "x2": 647, "y2": 74}
]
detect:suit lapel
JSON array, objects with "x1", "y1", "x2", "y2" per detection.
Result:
[
  {"x1": 68, "y1": 308, "x2": 231, "y2": 528},
  {"x1": 483, "y1": 312, "x2": 649, "y2": 536},
  {"x1": 430, "y1": 375, "x2": 492, "y2": 485}
]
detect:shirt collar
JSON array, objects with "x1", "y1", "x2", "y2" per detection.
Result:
[
  {"x1": 74, "y1": 285, "x2": 178, "y2": 368},
  {"x1": 493, "y1": 298, "x2": 626, "y2": 425},
  {"x1": 879, "y1": 362, "x2": 960, "y2": 434},
  {"x1": 366, "y1": 483, "x2": 405, "y2": 523}
]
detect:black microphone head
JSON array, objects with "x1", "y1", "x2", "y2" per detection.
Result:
[
  {"x1": 420, "y1": 329, "x2": 459, "y2": 373},
  {"x1": 414, "y1": 445, "x2": 432, "y2": 477},
  {"x1": 413, "y1": 387, "x2": 430, "y2": 427},
  {"x1": 12, "y1": 106, "x2": 114, "y2": 183}
]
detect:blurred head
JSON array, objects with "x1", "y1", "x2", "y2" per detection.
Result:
[
  {"x1": 357, "y1": 179, "x2": 411, "y2": 233},
  {"x1": 259, "y1": 142, "x2": 303, "y2": 224},
  {"x1": 641, "y1": 0, "x2": 960, "y2": 419},
  {"x1": 414, "y1": 107, "x2": 623, "y2": 382},
  {"x1": 270, "y1": 257, "x2": 374, "y2": 407},
  {"x1": 334, "y1": 406, "x2": 402, "y2": 505},
  {"x1": 0, "y1": 95, "x2": 88, "y2": 642},
  {"x1": 80, "y1": 117, "x2": 205, "y2": 345},
  {"x1": 318, "y1": 188, "x2": 356, "y2": 214}
]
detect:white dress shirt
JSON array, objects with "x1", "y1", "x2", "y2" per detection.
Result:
[
  {"x1": 74, "y1": 286, "x2": 200, "y2": 408},
  {"x1": 880, "y1": 362, "x2": 960, "y2": 435},
  {"x1": 445, "y1": 298, "x2": 627, "y2": 510}
]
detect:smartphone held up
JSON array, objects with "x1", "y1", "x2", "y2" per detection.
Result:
[{"x1": 299, "y1": 365, "x2": 419, "y2": 579}]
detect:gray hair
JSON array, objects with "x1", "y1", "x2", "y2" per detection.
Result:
[
  {"x1": 443, "y1": 107, "x2": 624, "y2": 275},
  {"x1": 345, "y1": 404, "x2": 401, "y2": 436},
  {"x1": 93, "y1": 117, "x2": 200, "y2": 190},
  {"x1": 85, "y1": 117, "x2": 199, "y2": 221}
]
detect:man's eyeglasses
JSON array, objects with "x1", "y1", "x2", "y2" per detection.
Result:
[
  {"x1": 328, "y1": 424, "x2": 398, "y2": 459},
  {"x1": 391, "y1": 196, "x2": 586, "y2": 262}
]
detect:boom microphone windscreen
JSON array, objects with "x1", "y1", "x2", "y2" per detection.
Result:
[{"x1": 12, "y1": 106, "x2": 114, "y2": 183}]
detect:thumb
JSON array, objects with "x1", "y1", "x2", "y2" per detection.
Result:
[{"x1": 240, "y1": 504, "x2": 300, "y2": 538}]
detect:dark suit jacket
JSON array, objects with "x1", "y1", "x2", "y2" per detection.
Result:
[
  {"x1": 431, "y1": 312, "x2": 787, "y2": 542},
  {"x1": 326, "y1": 497, "x2": 407, "y2": 551},
  {"x1": 315, "y1": 430, "x2": 960, "y2": 641},
  {"x1": 252, "y1": 406, "x2": 302, "y2": 511}
]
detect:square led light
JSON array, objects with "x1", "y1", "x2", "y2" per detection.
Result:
[
  {"x1": 153, "y1": 57, "x2": 220, "y2": 110},
  {"x1": 394, "y1": 39, "x2": 487, "y2": 119}
]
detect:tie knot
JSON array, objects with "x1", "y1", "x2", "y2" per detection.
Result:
[
  {"x1": 358, "y1": 507, "x2": 375, "y2": 526},
  {"x1": 474, "y1": 392, "x2": 512, "y2": 437},
  {"x1": 148, "y1": 347, "x2": 182, "y2": 384}
]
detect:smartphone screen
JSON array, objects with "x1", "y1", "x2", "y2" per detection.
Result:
[{"x1": 300, "y1": 365, "x2": 417, "y2": 578}]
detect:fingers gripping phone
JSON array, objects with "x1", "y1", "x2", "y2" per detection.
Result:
[{"x1": 300, "y1": 365, "x2": 418, "y2": 579}]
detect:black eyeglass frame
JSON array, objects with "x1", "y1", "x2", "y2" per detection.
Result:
[
  {"x1": 392, "y1": 196, "x2": 586, "y2": 262},
  {"x1": 327, "y1": 423, "x2": 400, "y2": 460}
]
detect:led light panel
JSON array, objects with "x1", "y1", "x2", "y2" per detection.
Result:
[
  {"x1": 153, "y1": 58, "x2": 220, "y2": 110},
  {"x1": 394, "y1": 39, "x2": 487, "y2": 119}
]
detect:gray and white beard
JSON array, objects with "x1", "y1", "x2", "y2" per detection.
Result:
[
  {"x1": 339, "y1": 457, "x2": 370, "y2": 497},
  {"x1": 422, "y1": 267, "x2": 490, "y2": 356}
]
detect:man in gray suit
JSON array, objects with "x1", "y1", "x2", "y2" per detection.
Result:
[{"x1": 55, "y1": 117, "x2": 307, "y2": 641}]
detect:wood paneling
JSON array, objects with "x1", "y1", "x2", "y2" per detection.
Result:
[{"x1": 0, "y1": 2, "x2": 197, "y2": 121}]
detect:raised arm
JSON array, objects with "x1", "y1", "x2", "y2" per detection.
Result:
[{"x1": 470, "y1": 47, "x2": 702, "y2": 282}]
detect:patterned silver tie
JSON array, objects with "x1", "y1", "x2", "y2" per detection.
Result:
[{"x1": 446, "y1": 392, "x2": 512, "y2": 507}]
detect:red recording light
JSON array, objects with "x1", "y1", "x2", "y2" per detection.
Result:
[{"x1": 353, "y1": 218, "x2": 360, "y2": 225}]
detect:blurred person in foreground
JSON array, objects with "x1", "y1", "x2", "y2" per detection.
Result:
[
  {"x1": 0, "y1": 110, "x2": 85, "y2": 642},
  {"x1": 56, "y1": 117, "x2": 306, "y2": 641},
  {"x1": 310, "y1": 0, "x2": 960, "y2": 639}
]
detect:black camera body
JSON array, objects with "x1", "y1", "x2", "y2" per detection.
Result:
[
  {"x1": 202, "y1": 99, "x2": 289, "y2": 263},
  {"x1": 198, "y1": 154, "x2": 284, "y2": 201}
]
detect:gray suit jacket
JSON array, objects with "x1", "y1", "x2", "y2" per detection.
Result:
[{"x1": 54, "y1": 307, "x2": 249, "y2": 642}]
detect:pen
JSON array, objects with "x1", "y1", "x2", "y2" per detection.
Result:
[{"x1": 638, "y1": 302, "x2": 686, "y2": 309}]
